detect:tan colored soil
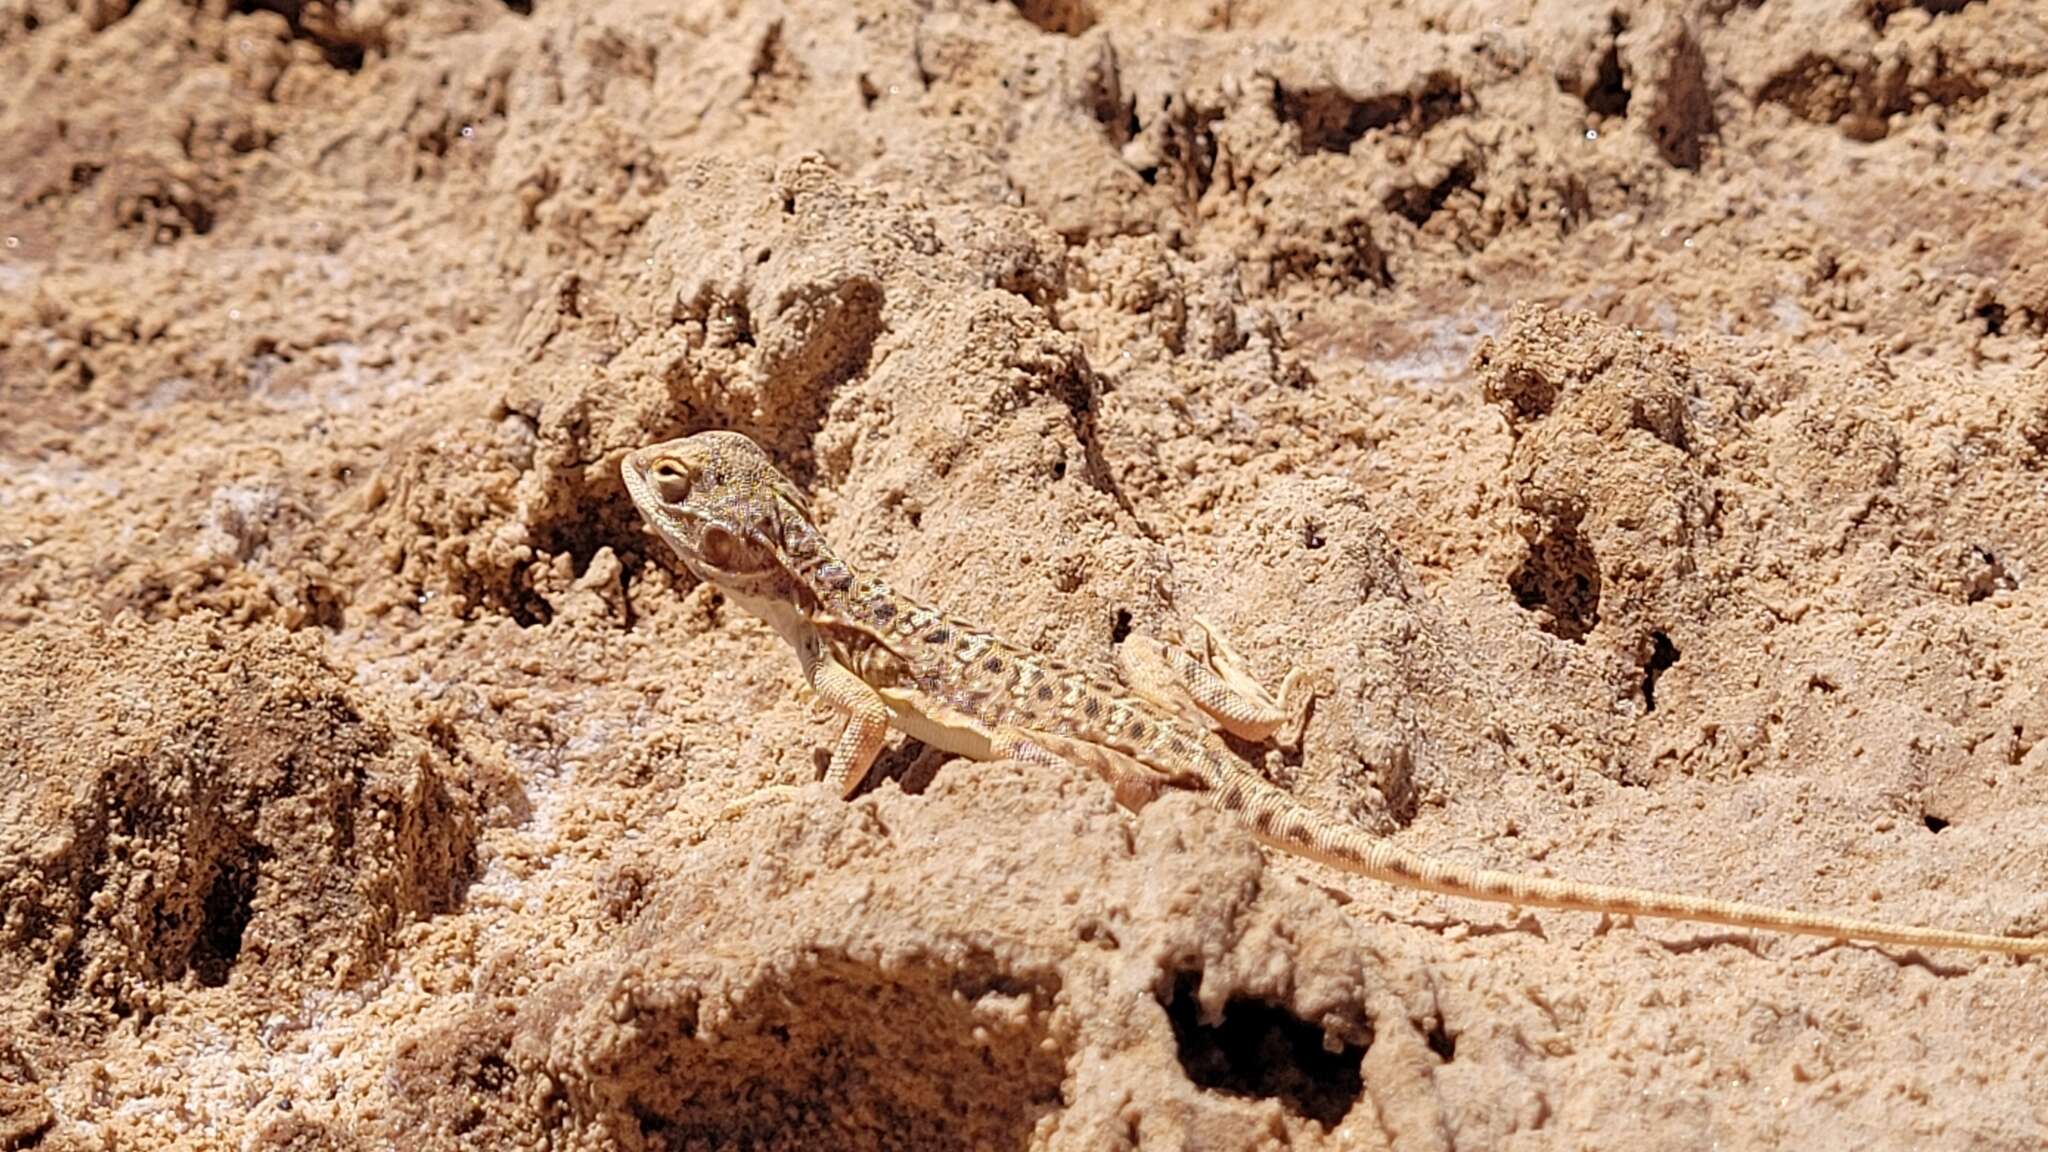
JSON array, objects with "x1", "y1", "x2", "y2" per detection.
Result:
[{"x1": 3, "y1": 0, "x2": 2046, "y2": 1148}]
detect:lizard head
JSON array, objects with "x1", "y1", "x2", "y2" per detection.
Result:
[{"x1": 621, "y1": 431, "x2": 818, "y2": 591}]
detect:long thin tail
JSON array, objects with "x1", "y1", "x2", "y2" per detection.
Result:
[{"x1": 1231, "y1": 778, "x2": 2044, "y2": 957}]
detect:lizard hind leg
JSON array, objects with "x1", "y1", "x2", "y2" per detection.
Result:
[
  {"x1": 1115, "y1": 632, "x2": 1217, "y2": 728},
  {"x1": 1154, "y1": 615, "x2": 1312, "y2": 750}
]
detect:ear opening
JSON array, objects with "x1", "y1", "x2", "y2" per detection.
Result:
[{"x1": 699, "y1": 524, "x2": 742, "y2": 570}]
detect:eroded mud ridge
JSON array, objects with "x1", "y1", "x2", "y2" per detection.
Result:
[{"x1": 3, "y1": 0, "x2": 2045, "y2": 1148}]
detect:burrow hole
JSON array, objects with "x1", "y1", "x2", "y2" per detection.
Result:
[
  {"x1": 1510, "y1": 508, "x2": 1601, "y2": 642},
  {"x1": 1580, "y1": 15, "x2": 1632, "y2": 119},
  {"x1": 1641, "y1": 631, "x2": 1680, "y2": 712},
  {"x1": 192, "y1": 848, "x2": 266, "y2": 988},
  {"x1": 1425, "y1": 1018, "x2": 1457, "y2": 1063},
  {"x1": 1162, "y1": 971, "x2": 1367, "y2": 1129}
]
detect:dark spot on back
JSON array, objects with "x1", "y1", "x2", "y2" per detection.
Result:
[
  {"x1": 871, "y1": 600, "x2": 896, "y2": 623},
  {"x1": 926, "y1": 628, "x2": 950, "y2": 644},
  {"x1": 1253, "y1": 806, "x2": 1274, "y2": 831},
  {"x1": 1170, "y1": 737, "x2": 1193, "y2": 756},
  {"x1": 1083, "y1": 695, "x2": 1102, "y2": 718},
  {"x1": 985, "y1": 655, "x2": 1004, "y2": 674},
  {"x1": 1036, "y1": 684, "x2": 1054, "y2": 701},
  {"x1": 1128, "y1": 720, "x2": 1147, "y2": 739}
]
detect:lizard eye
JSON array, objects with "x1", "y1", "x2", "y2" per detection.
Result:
[{"x1": 649, "y1": 459, "x2": 694, "y2": 502}]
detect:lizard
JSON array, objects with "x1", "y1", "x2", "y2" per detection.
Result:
[{"x1": 621, "y1": 429, "x2": 2045, "y2": 958}]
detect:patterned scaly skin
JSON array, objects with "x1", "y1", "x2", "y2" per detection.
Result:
[{"x1": 623, "y1": 430, "x2": 2045, "y2": 957}]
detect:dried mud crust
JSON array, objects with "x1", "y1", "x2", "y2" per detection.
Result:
[
  {"x1": 0, "y1": 615, "x2": 477, "y2": 1033},
  {"x1": 2, "y1": 0, "x2": 2048, "y2": 1149},
  {"x1": 375, "y1": 765, "x2": 1441, "y2": 1151}
]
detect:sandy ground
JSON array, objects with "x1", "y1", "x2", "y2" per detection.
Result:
[{"x1": 3, "y1": 0, "x2": 2047, "y2": 1148}]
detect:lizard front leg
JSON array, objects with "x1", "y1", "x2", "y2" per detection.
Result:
[{"x1": 810, "y1": 656, "x2": 892, "y2": 799}]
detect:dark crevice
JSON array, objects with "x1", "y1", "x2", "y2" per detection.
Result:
[
  {"x1": 1278, "y1": 86, "x2": 1406, "y2": 153},
  {"x1": 744, "y1": 19, "x2": 799, "y2": 100},
  {"x1": 1584, "y1": 41, "x2": 1630, "y2": 118},
  {"x1": 615, "y1": 953, "x2": 1065, "y2": 1148},
  {"x1": 1129, "y1": 97, "x2": 1222, "y2": 209},
  {"x1": 47, "y1": 864, "x2": 105, "y2": 1006},
  {"x1": 1922, "y1": 813, "x2": 1950, "y2": 834},
  {"x1": 192, "y1": 847, "x2": 267, "y2": 988},
  {"x1": 1011, "y1": 0, "x2": 1096, "y2": 35},
  {"x1": 1976, "y1": 301, "x2": 2006, "y2": 336},
  {"x1": 1510, "y1": 507, "x2": 1601, "y2": 642},
  {"x1": 1162, "y1": 971, "x2": 1367, "y2": 1129},
  {"x1": 1757, "y1": 48, "x2": 1987, "y2": 139},
  {"x1": 1425, "y1": 1018, "x2": 1457, "y2": 1063},
  {"x1": 120, "y1": 188, "x2": 216, "y2": 242},
  {"x1": 1867, "y1": 0, "x2": 1981, "y2": 31},
  {"x1": 1080, "y1": 52, "x2": 1127, "y2": 145},
  {"x1": 1055, "y1": 360, "x2": 1152, "y2": 539},
  {"x1": 1493, "y1": 366, "x2": 1559, "y2": 422},
  {"x1": 866, "y1": 740, "x2": 945, "y2": 797},
  {"x1": 1384, "y1": 163, "x2": 1475, "y2": 228},
  {"x1": 1277, "y1": 72, "x2": 1468, "y2": 154},
  {"x1": 1110, "y1": 608, "x2": 1133, "y2": 645},
  {"x1": 446, "y1": 1045, "x2": 517, "y2": 1137},
  {"x1": 231, "y1": 0, "x2": 378, "y2": 71},
  {"x1": 506, "y1": 577, "x2": 554, "y2": 629},
  {"x1": 1641, "y1": 631, "x2": 1680, "y2": 712}
]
